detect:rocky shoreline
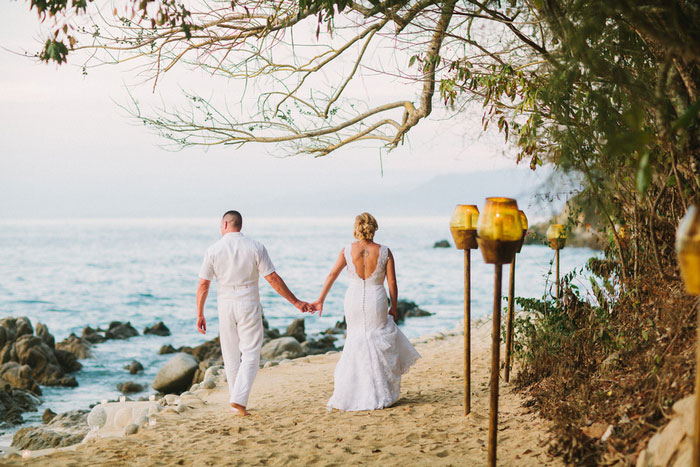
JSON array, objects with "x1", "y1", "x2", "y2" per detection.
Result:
[{"x1": 0, "y1": 299, "x2": 434, "y2": 453}]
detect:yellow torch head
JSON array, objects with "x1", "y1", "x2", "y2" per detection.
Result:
[
  {"x1": 476, "y1": 197, "x2": 522, "y2": 264},
  {"x1": 546, "y1": 224, "x2": 567, "y2": 250},
  {"x1": 677, "y1": 205, "x2": 700, "y2": 295},
  {"x1": 449, "y1": 204, "x2": 479, "y2": 250}
]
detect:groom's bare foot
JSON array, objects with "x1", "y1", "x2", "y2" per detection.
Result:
[{"x1": 231, "y1": 403, "x2": 249, "y2": 416}]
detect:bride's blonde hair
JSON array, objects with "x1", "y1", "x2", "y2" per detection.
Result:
[{"x1": 354, "y1": 212, "x2": 378, "y2": 241}]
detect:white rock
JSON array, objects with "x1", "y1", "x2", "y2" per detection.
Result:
[
  {"x1": 204, "y1": 365, "x2": 223, "y2": 381},
  {"x1": 201, "y1": 378, "x2": 217, "y2": 390},
  {"x1": 264, "y1": 361, "x2": 278, "y2": 368},
  {"x1": 114, "y1": 407, "x2": 133, "y2": 429},
  {"x1": 164, "y1": 394, "x2": 178, "y2": 405},
  {"x1": 325, "y1": 350, "x2": 338, "y2": 355},
  {"x1": 190, "y1": 383, "x2": 200, "y2": 391},
  {"x1": 151, "y1": 353, "x2": 199, "y2": 394},
  {"x1": 87, "y1": 406, "x2": 107, "y2": 430},
  {"x1": 125, "y1": 424, "x2": 139, "y2": 435},
  {"x1": 600, "y1": 425, "x2": 614, "y2": 443},
  {"x1": 175, "y1": 404, "x2": 187, "y2": 414},
  {"x1": 261, "y1": 337, "x2": 304, "y2": 360}
]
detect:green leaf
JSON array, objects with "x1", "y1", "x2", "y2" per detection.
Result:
[{"x1": 408, "y1": 55, "x2": 417, "y2": 67}]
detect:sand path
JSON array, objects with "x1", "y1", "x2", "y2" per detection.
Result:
[{"x1": 12, "y1": 322, "x2": 561, "y2": 466}]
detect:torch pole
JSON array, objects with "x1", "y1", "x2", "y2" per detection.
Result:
[
  {"x1": 488, "y1": 263, "x2": 503, "y2": 467},
  {"x1": 694, "y1": 307, "x2": 700, "y2": 467},
  {"x1": 555, "y1": 248, "x2": 561, "y2": 302},
  {"x1": 505, "y1": 256, "x2": 515, "y2": 383},
  {"x1": 464, "y1": 249, "x2": 472, "y2": 415}
]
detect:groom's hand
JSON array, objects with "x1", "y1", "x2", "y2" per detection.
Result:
[
  {"x1": 196, "y1": 315, "x2": 206, "y2": 334},
  {"x1": 294, "y1": 300, "x2": 315, "y2": 314}
]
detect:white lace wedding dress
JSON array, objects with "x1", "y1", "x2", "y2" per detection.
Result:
[{"x1": 327, "y1": 244, "x2": 421, "y2": 411}]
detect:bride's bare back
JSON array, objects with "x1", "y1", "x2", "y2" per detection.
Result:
[{"x1": 349, "y1": 241, "x2": 381, "y2": 280}]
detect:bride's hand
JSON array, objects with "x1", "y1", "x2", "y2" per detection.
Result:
[{"x1": 311, "y1": 300, "x2": 324, "y2": 317}]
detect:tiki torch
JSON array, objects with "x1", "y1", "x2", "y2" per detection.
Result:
[
  {"x1": 450, "y1": 204, "x2": 479, "y2": 415},
  {"x1": 675, "y1": 205, "x2": 700, "y2": 467},
  {"x1": 476, "y1": 197, "x2": 522, "y2": 467},
  {"x1": 546, "y1": 224, "x2": 567, "y2": 302},
  {"x1": 505, "y1": 210, "x2": 528, "y2": 383}
]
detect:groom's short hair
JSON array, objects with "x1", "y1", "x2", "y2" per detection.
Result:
[{"x1": 222, "y1": 210, "x2": 243, "y2": 229}]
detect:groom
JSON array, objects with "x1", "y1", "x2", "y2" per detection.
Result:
[{"x1": 196, "y1": 210, "x2": 313, "y2": 415}]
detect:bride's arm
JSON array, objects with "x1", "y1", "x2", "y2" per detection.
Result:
[
  {"x1": 312, "y1": 249, "x2": 347, "y2": 316},
  {"x1": 386, "y1": 249, "x2": 398, "y2": 320}
]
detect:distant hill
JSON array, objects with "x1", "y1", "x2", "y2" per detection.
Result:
[{"x1": 256, "y1": 168, "x2": 562, "y2": 218}]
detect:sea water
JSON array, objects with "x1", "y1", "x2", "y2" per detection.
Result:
[{"x1": 0, "y1": 217, "x2": 597, "y2": 439}]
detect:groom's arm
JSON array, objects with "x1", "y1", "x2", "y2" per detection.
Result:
[
  {"x1": 196, "y1": 279, "x2": 210, "y2": 334},
  {"x1": 264, "y1": 272, "x2": 313, "y2": 313}
]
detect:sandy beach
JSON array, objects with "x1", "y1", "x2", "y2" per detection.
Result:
[{"x1": 9, "y1": 322, "x2": 562, "y2": 466}]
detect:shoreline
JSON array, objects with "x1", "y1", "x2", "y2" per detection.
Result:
[{"x1": 5, "y1": 320, "x2": 563, "y2": 466}]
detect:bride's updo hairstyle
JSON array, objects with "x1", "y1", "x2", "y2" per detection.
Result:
[{"x1": 354, "y1": 212, "x2": 379, "y2": 241}]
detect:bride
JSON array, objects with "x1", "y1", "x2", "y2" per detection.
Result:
[{"x1": 312, "y1": 213, "x2": 420, "y2": 411}]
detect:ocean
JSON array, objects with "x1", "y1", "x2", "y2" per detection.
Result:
[{"x1": 0, "y1": 217, "x2": 597, "y2": 442}]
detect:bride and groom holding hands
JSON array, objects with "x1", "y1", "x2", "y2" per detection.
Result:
[{"x1": 195, "y1": 210, "x2": 420, "y2": 415}]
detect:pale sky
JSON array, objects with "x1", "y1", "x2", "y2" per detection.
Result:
[{"x1": 0, "y1": 2, "x2": 544, "y2": 219}]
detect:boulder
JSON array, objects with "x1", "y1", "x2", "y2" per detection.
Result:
[
  {"x1": 15, "y1": 317, "x2": 34, "y2": 339},
  {"x1": 81, "y1": 326, "x2": 105, "y2": 344},
  {"x1": 261, "y1": 337, "x2": 305, "y2": 360},
  {"x1": 284, "y1": 319, "x2": 306, "y2": 343},
  {"x1": 14, "y1": 335, "x2": 73, "y2": 387},
  {"x1": 396, "y1": 299, "x2": 432, "y2": 322},
  {"x1": 0, "y1": 362, "x2": 41, "y2": 395},
  {"x1": 105, "y1": 321, "x2": 139, "y2": 340},
  {"x1": 152, "y1": 353, "x2": 199, "y2": 394},
  {"x1": 54, "y1": 349, "x2": 82, "y2": 373},
  {"x1": 117, "y1": 381, "x2": 144, "y2": 394},
  {"x1": 35, "y1": 323, "x2": 55, "y2": 349},
  {"x1": 42, "y1": 408, "x2": 57, "y2": 424},
  {"x1": 0, "y1": 384, "x2": 41, "y2": 426},
  {"x1": 144, "y1": 321, "x2": 171, "y2": 336},
  {"x1": 12, "y1": 409, "x2": 89, "y2": 450},
  {"x1": 433, "y1": 239, "x2": 451, "y2": 248},
  {"x1": 301, "y1": 335, "x2": 337, "y2": 355},
  {"x1": 124, "y1": 360, "x2": 144, "y2": 374},
  {"x1": 159, "y1": 344, "x2": 177, "y2": 355},
  {"x1": 56, "y1": 334, "x2": 92, "y2": 359}
]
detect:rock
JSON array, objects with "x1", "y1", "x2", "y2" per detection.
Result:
[
  {"x1": 175, "y1": 404, "x2": 187, "y2": 414},
  {"x1": 600, "y1": 425, "x2": 614, "y2": 442},
  {"x1": 12, "y1": 409, "x2": 89, "y2": 450},
  {"x1": 323, "y1": 327, "x2": 345, "y2": 335},
  {"x1": 159, "y1": 344, "x2": 177, "y2": 355},
  {"x1": 117, "y1": 381, "x2": 144, "y2": 394},
  {"x1": 395, "y1": 299, "x2": 432, "y2": 322},
  {"x1": 201, "y1": 378, "x2": 216, "y2": 390},
  {"x1": 124, "y1": 423, "x2": 139, "y2": 435},
  {"x1": 203, "y1": 365, "x2": 223, "y2": 381},
  {"x1": 261, "y1": 337, "x2": 305, "y2": 360},
  {"x1": 190, "y1": 383, "x2": 200, "y2": 391},
  {"x1": 87, "y1": 405, "x2": 106, "y2": 430},
  {"x1": 54, "y1": 349, "x2": 82, "y2": 373},
  {"x1": 105, "y1": 321, "x2": 138, "y2": 340},
  {"x1": 56, "y1": 334, "x2": 92, "y2": 359},
  {"x1": 263, "y1": 361, "x2": 278, "y2": 368},
  {"x1": 0, "y1": 362, "x2": 41, "y2": 394},
  {"x1": 81, "y1": 327, "x2": 105, "y2": 344},
  {"x1": 152, "y1": 353, "x2": 199, "y2": 394},
  {"x1": 335, "y1": 318, "x2": 347, "y2": 330},
  {"x1": 15, "y1": 317, "x2": 34, "y2": 339},
  {"x1": 144, "y1": 322, "x2": 171, "y2": 337},
  {"x1": 284, "y1": 319, "x2": 306, "y2": 343},
  {"x1": 0, "y1": 384, "x2": 42, "y2": 426},
  {"x1": 124, "y1": 360, "x2": 144, "y2": 375},
  {"x1": 164, "y1": 394, "x2": 178, "y2": 405},
  {"x1": 433, "y1": 239, "x2": 451, "y2": 248},
  {"x1": 264, "y1": 328, "x2": 281, "y2": 340},
  {"x1": 42, "y1": 408, "x2": 57, "y2": 424},
  {"x1": 35, "y1": 323, "x2": 55, "y2": 349},
  {"x1": 301, "y1": 335, "x2": 337, "y2": 355}
]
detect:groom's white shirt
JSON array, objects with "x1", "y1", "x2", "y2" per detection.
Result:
[{"x1": 199, "y1": 232, "x2": 276, "y2": 291}]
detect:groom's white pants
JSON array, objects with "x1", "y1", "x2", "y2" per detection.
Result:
[{"x1": 217, "y1": 287, "x2": 264, "y2": 407}]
